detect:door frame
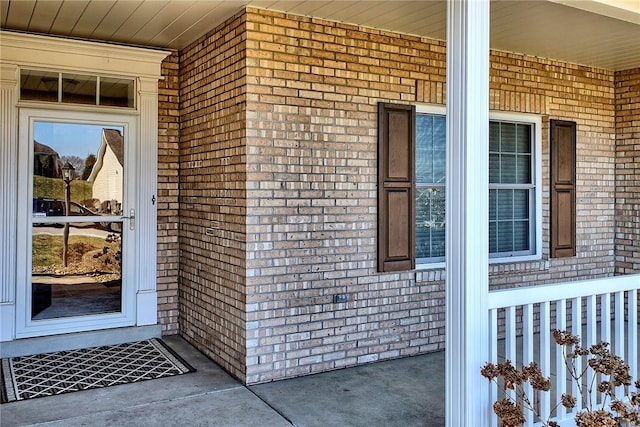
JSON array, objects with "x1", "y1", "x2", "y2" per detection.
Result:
[
  {"x1": 16, "y1": 108, "x2": 138, "y2": 338},
  {"x1": 0, "y1": 31, "x2": 168, "y2": 342}
]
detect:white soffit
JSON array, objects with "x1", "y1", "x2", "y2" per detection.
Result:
[
  {"x1": 1, "y1": 0, "x2": 639, "y2": 71},
  {"x1": 490, "y1": 1, "x2": 640, "y2": 71},
  {"x1": 548, "y1": 0, "x2": 640, "y2": 24}
]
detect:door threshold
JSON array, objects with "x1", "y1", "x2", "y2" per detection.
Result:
[{"x1": 0, "y1": 325, "x2": 161, "y2": 358}]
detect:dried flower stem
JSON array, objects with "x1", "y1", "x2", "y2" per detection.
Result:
[{"x1": 482, "y1": 330, "x2": 639, "y2": 426}]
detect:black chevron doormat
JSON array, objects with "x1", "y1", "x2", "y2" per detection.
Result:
[{"x1": 1, "y1": 339, "x2": 195, "y2": 403}]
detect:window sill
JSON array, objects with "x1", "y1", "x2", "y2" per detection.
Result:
[
  {"x1": 414, "y1": 256, "x2": 549, "y2": 280},
  {"x1": 489, "y1": 257, "x2": 550, "y2": 275},
  {"x1": 416, "y1": 262, "x2": 445, "y2": 271}
]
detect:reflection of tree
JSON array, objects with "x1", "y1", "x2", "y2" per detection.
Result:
[
  {"x1": 416, "y1": 187, "x2": 446, "y2": 259},
  {"x1": 60, "y1": 155, "x2": 84, "y2": 178},
  {"x1": 33, "y1": 141, "x2": 62, "y2": 178},
  {"x1": 81, "y1": 154, "x2": 97, "y2": 180},
  {"x1": 417, "y1": 187, "x2": 445, "y2": 229}
]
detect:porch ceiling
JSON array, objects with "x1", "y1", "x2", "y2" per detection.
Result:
[{"x1": 1, "y1": 0, "x2": 639, "y2": 71}]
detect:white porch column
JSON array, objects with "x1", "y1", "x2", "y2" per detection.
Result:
[
  {"x1": 136, "y1": 77, "x2": 159, "y2": 326},
  {"x1": 0, "y1": 64, "x2": 19, "y2": 341},
  {"x1": 445, "y1": 0, "x2": 490, "y2": 426}
]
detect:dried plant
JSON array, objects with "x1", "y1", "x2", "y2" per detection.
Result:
[{"x1": 481, "y1": 330, "x2": 639, "y2": 426}]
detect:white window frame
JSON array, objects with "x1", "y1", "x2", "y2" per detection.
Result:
[
  {"x1": 415, "y1": 106, "x2": 542, "y2": 270},
  {"x1": 488, "y1": 111, "x2": 542, "y2": 264},
  {"x1": 19, "y1": 68, "x2": 137, "y2": 108}
]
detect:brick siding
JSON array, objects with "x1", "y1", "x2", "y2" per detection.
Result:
[
  {"x1": 173, "y1": 7, "x2": 635, "y2": 385},
  {"x1": 157, "y1": 52, "x2": 181, "y2": 335},
  {"x1": 178, "y1": 11, "x2": 249, "y2": 382},
  {"x1": 241, "y1": 8, "x2": 618, "y2": 383},
  {"x1": 615, "y1": 68, "x2": 640, "y2": 274}
]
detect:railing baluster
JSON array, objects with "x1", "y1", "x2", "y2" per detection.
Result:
[
  {"x1": 522, "y1": 303, "x2": 534, "y2": 425},
  {"x1": 586, "y1": 295, "x2": 597, "y2": 408},
  {"x1": 628, "y1": 289, "x2": 638, "y2": 394},
  {"x1": 613, "y1": 291, "x2": 625, "y2": 400},
  {"x1": 485, "y1": 275, "x2": 640, "y2": 426},
  {"x1": 601, "y1": 293, "x2": 611, "y2": 347},
  {"x1": 540, "y1": 301, "x2": 550, "y2": 420},
  {"x1": 600, "y1": 293, "x2": 611, "y2": 405},
  {"x1": 571, "y1": 296, "x2": 583, "y2": 412},
  {"x1": 489, "y1": 308, "x2": 498, "y2": 427},
  {"x1": 555, "y1": 299, "x2": 567, "y2": 421},
  {"x1": 505, "y1": 306, "x2": 517, "y2": 402}
]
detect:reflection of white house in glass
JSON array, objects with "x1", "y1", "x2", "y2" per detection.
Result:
[{"x1": 87, "y1": 129, "x2": 123, "y2": 214}]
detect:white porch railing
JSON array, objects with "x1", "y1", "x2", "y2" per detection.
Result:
[{"x1": 487, "y1": 274, "x2": 639, "y2": 426}]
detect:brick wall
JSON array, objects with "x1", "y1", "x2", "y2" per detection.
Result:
[
  {"x1": 487, "y1": 52, "x2": 616, "y2": 286},
  {"x1": 240, "y1": 8, "x2": 618, "y2": 384},
  {"x1": 178, "y1": 11, "x2": 249, "y2": 381},
  {"x1": 157, "y1": 53, "x2": 181, "y2": 334},
  {"x1": 615, "y1": 68, "x2": 640, "y2": 274}
]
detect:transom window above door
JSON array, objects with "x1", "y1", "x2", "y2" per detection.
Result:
[{"x1": 20, "y1": 69, "x2": 135, "y2": 108}]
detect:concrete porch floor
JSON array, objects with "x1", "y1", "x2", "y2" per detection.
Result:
[{"x1": 0, "y1": 335, "x2": 446, "y2": 427}]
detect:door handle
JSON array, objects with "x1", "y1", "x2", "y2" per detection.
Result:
[{"x1": 121, "y1": 208, "x2": 135, "y2": 231}]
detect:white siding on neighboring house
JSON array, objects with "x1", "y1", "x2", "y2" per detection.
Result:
[
  {"x1": 88, "y1": 129, "x2": 124, "y2": 213},
  {"x1": 92, "y1": 147, "x2": 122, "y2": 206}
]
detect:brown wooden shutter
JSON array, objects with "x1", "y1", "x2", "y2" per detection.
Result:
[
  {"x1": 378, "y1": 103, "x2": 415, "y2": 272},
  {"x1": 550, "y1": 120, "x2": 577, "y2": 258}
]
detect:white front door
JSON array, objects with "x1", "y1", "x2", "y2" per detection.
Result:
[{"x1": 16, "y1": 108, "x2": 137, "y2": 338}]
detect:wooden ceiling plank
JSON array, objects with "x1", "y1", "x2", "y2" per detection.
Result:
[
  {"x1": 89, "y1": 0, "x2": 145, "y2": 39},
  {"x1": 71, "y1": 0, "x2": 116, "y2": 35},
  {"x1": 342, "y1": 2, "x2": 419, "y2": 29},
  {"x1": 111, "y1": 0, "x2": 171, "y2": 42},
  {"x1": 1, "y1": 0, "x2": 10, "y2": 27},
  {"x1": 127, "y1": 1, "x2": 192, "y2": 41},
  {"x1": 296, "y1": 1, "x2": 346, "y2": 19},
  {"x1": 6, "y1": 0, "x2": 36, "y2": 29},
  {"x1": 49, "y1": 0, "x2": 90, "y2": 34},
  {"x1": 152, "y1": 1, "x2": 243, "y2": 48},
  {"x1": 369, "y1": 2, "x2": 445, "y2": 39},
  {"x1": 319, "y1": 1, "x2": 369, "y2": 23},
  {"x1": 257, "y1": 0, "x2": 330, "y2": 16},
  {"x1": 29, "y1": 0, "x2": 63, "y2": 32}
]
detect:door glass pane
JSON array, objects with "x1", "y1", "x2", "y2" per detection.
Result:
[{"x1": 31, "y1": 122, "x2": 124, "y2": 320}]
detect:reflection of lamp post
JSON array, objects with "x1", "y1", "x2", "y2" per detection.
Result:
[{"x1": 61, "y1": 162, "x2": 75, "y2": 267}]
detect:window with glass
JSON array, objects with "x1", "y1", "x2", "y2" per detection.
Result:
[
  {"x1": 489, "y1": 121, "x2": 535, "y2": 257},
  {"x1": 20, "y1": 69, "x2": 135, "y2": 108},
  {"x1": 415, "y1": 113, "x2": 537, "y2": 264},
  {"x1": 416, "y1": 114, "x2": 446, "y2": 262}
]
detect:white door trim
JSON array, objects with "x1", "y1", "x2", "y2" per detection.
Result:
[
  {"x1": 0, "y1": 64, "x2": 19, "y2": 342},
  {"x1": 16, "y1": 108, "x2": 138, "y2": 338},
  {"x1": 0, "y1": 32, "x2": 167, "y2": 341}
]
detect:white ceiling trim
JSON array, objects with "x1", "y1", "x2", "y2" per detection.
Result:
[{"x1": 0, "y1": 31, "x2": 170, "y2": 78}]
